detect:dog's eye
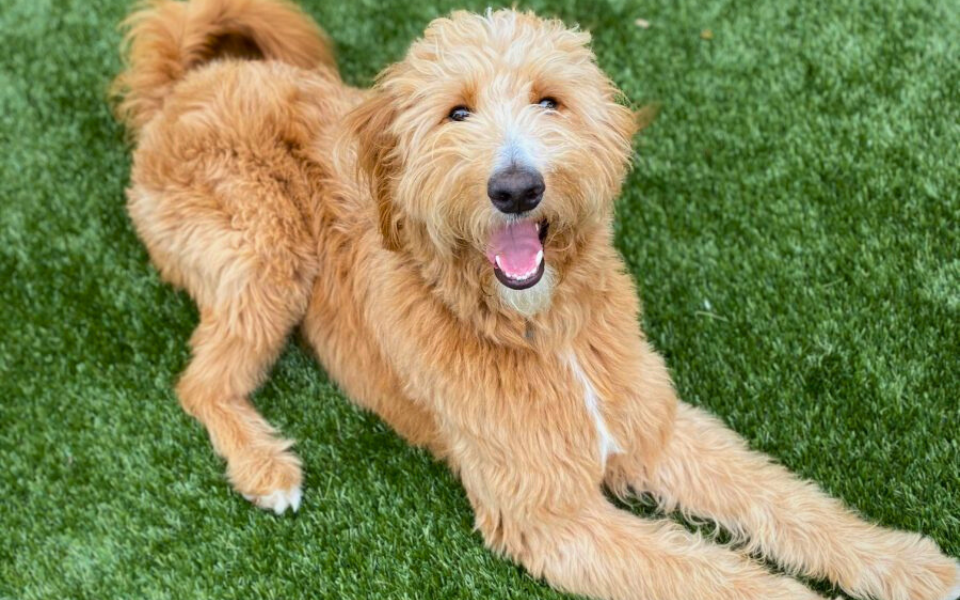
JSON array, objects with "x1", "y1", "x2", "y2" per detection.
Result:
[
  {"x1": 537, "y1": 97, "x2": 559, "y2": 110},
  {"x1": 448, "y1": 106, "x2": 471, "y2": 121}
]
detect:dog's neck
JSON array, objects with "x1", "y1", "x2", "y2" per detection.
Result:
[{"x1": 397, "y1": 218, "x2": 623, "y2": 352}]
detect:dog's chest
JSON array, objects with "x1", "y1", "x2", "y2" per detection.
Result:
[{"x1": 564, "y1": 352, "x2": 622, "y2": 464}]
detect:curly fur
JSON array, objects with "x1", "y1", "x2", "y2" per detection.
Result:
[{"x1": 112, "y1": 1, "x2": 960, "y2": 598}]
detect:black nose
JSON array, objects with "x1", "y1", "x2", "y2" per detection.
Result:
[{"x1": 487, "y1": 166, "x2": 545, "y2": 214}]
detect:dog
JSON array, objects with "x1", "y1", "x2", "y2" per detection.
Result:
[{"x1": 112, "y1": 0, "x2": 960, "y2": 598}]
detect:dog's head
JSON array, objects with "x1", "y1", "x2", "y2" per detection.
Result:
[{"x1": 351, "y1": 9, "x2": 638, "y2": 318}]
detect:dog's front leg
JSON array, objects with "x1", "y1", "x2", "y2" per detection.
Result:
[
  {"x1": 624, "y1": 389, "x2": 960, "y2": 600},
  {"x1": 453, "y1": 438, "x2": 830, "y2": 600},
  {"x1": 371, "y1": 272, "x2": 822, "y2": 599},
  {"x1": 396, "y1": 351, "x2": 826, "y2": 598}
]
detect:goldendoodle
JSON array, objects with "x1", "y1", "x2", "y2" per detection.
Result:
[{"x1": 112, "y1": 0, "x2": 960, "y2": 598}]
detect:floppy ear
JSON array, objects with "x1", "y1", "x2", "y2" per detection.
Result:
[{"x1": 349, "y1": 91, "x2": 402, "y2": 252}]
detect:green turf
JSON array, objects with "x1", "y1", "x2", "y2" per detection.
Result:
[{"x1": 1, "y1": 0, "x2": 957, "y2": 598}]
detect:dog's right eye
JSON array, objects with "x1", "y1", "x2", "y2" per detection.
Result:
[{"x1": 448, "y1": 106, "x2": 471, "y2": 121}]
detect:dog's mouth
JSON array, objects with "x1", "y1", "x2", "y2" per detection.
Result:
[{"x1": 486, "y1": 218, "x2": 549, "y2": 290}]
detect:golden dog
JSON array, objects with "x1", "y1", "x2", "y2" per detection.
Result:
[{"x1": 112, "y1": 0, "x2": 960, "y2": 598}]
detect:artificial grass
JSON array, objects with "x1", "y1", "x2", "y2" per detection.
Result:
[{"x1": 1, "y1": 0, "x2": 957, "y2": 598}]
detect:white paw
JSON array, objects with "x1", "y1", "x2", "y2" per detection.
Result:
[
  {"x1": 942, "y1": 561, "x2": 960, "y2": 600},
  {"x1": 243, "y1": 486, "x2": 302, "y2": 515}
]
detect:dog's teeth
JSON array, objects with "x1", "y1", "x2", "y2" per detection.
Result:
[{"x1": 495, "y1": 252, "x2": 545, "y2": 282}]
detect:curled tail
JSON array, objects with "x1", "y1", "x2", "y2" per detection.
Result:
[{"x1": 112, "y1": 0, "x2": 335, "y2": 135}]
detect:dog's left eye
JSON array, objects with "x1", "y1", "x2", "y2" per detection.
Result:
[
  {"x1": 448, "y1": 106, "x2": 471, "y2": 121},
  {"x1": 536, "y1": 97, "x2": 559, "y2": 110}
]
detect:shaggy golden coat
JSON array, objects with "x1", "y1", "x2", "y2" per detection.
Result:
[{"x1": 113, "y1": 1, "x2": 960, "y2": 598}]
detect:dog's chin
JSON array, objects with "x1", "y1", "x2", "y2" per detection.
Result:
[{"x1": 497, "y1": 262, "x2": 556, "y2": 317}]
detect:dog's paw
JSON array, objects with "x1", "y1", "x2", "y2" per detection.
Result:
[
  {"x1": 845, "y1": 533, "x2": 959, "y2": 600},
  {"x1": 243, "y1": 486, "x2": 302, "y2": 515},
  {"x1": 226, "y1": 441, "x2": 303, "y2": 515}
]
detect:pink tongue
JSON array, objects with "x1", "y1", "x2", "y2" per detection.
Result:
[{"x1": 486, "y1": 221, "x2": 542, "y2": 278}]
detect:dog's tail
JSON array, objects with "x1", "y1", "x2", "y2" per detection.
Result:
[{"x1": 112, "y1": 0, "x2": 335, "y2": 135}]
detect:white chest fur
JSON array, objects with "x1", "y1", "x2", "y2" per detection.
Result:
[{"x1": 565, "y1": 352, "x2": 622, "y2": 464}]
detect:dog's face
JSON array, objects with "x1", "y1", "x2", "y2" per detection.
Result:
[{"x1": 354, "y1": 9, "x2": 637, "y2": 316}]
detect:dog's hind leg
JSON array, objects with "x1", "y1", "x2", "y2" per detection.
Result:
[
  {"x1": 129, "y1": 181, "x2": 317, "y2": 513},
  {"x1": 622, "y1": 399, "x2": 960, "y2": 600},
  {"x1": 176, "y1": 304, "x2": 307, "y2": 514}
]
